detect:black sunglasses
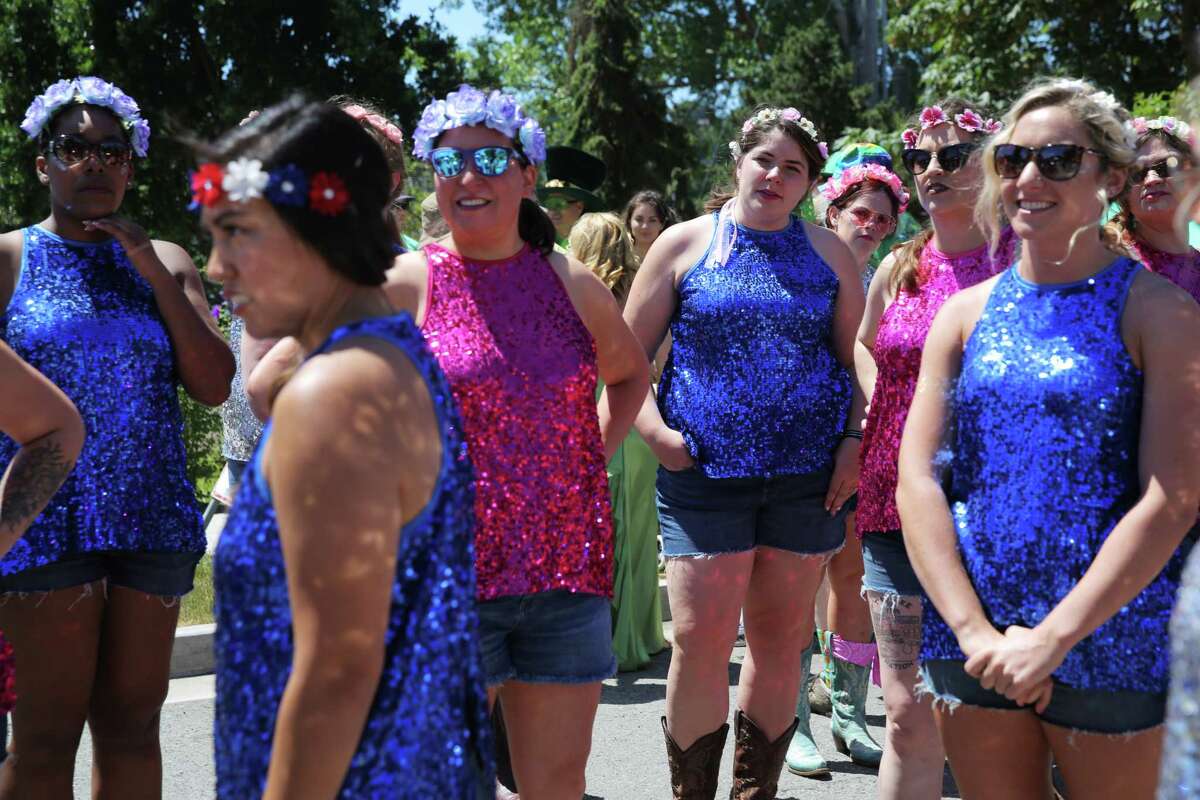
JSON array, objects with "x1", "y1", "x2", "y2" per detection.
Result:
[
  {"x1": 901, "y1": 143, "x2": 978, "y2": 175},
  {"x1": 993, "y1": 143, "x2": 1107, "y2": 182},
  {"x1": 1130, "y1": 156, "x2": 1187, "y2": 185},
  {"x1": 49, "y1": 134, "x2": 132, "y2": 167}
]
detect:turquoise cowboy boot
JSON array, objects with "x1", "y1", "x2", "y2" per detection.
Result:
[
  {"x1": 785, "y1": 638, "x2": 829, "y2": 777},
  {"x1": 828, "y1": 637, "x2": 883, "y2": 768}
]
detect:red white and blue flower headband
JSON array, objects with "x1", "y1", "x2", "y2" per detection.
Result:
[
  {"x1": 412, "y1": 84, "x2": 546, "y2": 164},
  {"x1": 901, "y1": 106, "x2": 1001, "y2": 149},
  {"x1": 22, "y1": 76, "x2": 151, "y2": 156},
  {"x1": 189, "y1": 158, "x2": 351, "y2": 216},
  {"x1": 819, "y1": 163, "x2": 910, "y2": 213}
]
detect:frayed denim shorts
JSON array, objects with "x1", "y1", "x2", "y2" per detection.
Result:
[
  {"x1": 477, "y1": 589, "x2": 616, "y2": 687},
  {"x1": 0, "y1": 550, "x2": 202, "y2": 597},
  {"x1": 919, "y1": 659, "x2": 1166, "y2": 733},
  {"x1": 656, "y1": 466, "x2": 851, "y2": 558},
  {"x1": 860, "y1": 530, "x2": 924, "y2": 597}
]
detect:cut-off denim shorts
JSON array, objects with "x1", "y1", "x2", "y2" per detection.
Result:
[
  {"x1": 860, "y1": 529, "x2": 924, "y2": 597},
  {"x1": 476, "y1": 589, "x2": 616, "y2": 687},
  {"x1": 919, "y1": 659, "x2": 1166, "y2": 733},
  {"x1": 0, "y1": 550, "x2": 202, "y2": 597},
  {"x1": 656, "y1": 466, "x2": 851, "y2": 558}
]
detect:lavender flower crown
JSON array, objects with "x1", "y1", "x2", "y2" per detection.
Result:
[
  {"x1": 729, "y1": 107, "x2": 829, "y2": 161},
  {"x1": 21, "y1": 76, "x2": 151, "y2": 157},
  {"x1": 412, "y1": 84, "x2": 546, "y2": 164}
]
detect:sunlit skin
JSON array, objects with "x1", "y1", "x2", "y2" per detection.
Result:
[
  {"x1": 1127, "y1": 137, "x2": 1194, "y2": 254},
  {"x1": 547, "y1": 196, "x2": 584, "y2": 239},
  {"x1": 1002, "y1": 106, "x2": 1126, "y2": 281},
  {"x1": 912, "y1": 124, "x2": 987, "y2": 254},
  {"x1": 827, "y1": 188, "x2": 897, "y2": 270},
  {"x1": 35, "y1": 105, "x2": 133, "y2": 238},
  {"x1": 735, "y1": 129, "x2": 816, "y2": 229},
  {"x1": 629, "y1": 202, "x2": 664, "y2": 260}
]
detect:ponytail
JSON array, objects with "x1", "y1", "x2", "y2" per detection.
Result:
[
  {"x1": 520, "y1": 198, "x2": 557, "y2": 256},
  {"x1": 889, "y1": 228, "x2": 935, "y2": 295}
]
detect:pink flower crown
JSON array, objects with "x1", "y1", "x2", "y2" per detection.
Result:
[
  {"x1": 819, "y1": 164, "x2": 909, "y2": 213},
  {"x1": 1131, "y1": 116, "x2": 1196, "y2": 151},
  {"x1": 901, "y1": 106, "x2": 1001, "y2": 149},
  {"x1": 342, "y1": 104, "x2": 405, "y2": 147}
]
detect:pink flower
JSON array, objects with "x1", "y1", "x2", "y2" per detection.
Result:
[
  {"x1": 780, "y1": 108, "x2": 801, "y2": 122},
  {"x1": 901, "y1": 128, "x2": 919, "y2": 148},
  {"x1": 819, "y1": 141, "x2": 829, "y2": 159},
  {"x1": 983, "y1": 119, "x2": 1003, "y2": 134},
  {"x1": 742, "y1": 119, "x2": 754, "y2": 133},
  {"x1": 955, "y1": 109, "x2": 984, "y2": 132},
  {"x1": 920, "y1": 105, "x2": 948, "y2": 129},
  {"x1": 1163, "y1": 117, "x2": 1178, "y2": 132},
  {"x1": 1133, "y1": 117, "x2": 1149, "y2": 135}
]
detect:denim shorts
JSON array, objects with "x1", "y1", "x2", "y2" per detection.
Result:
[
  {"x1": 860, "y1": 530, "x2": 924, "y2": 597},
  {"x1": 656, "y1": 466, "x2": 851, "y2": 558},
  {"x1": 919, "y1": 659, "x2": 1166, "y2": 733},
  {"x1": 476, "y1": 589, "x2": 617, "y2": 687},
  {"x1": 0, "y1": 550, "x2": 202, "y2": 597}
]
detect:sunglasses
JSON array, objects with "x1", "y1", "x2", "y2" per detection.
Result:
[
  {"x1": 429, "y1": 146, "x2": 525, "y2": 179},
  {"x1": 1130, "y1": 156, "x2": 1187, "y2": 185},
  {"x1": 49, "y1": 134, "x2": 132, "y2": 167},
  {"x1": 993, "y1": 143, "x2": 1107, "y2": 181},
  {"x1": 847, "y1": 206, "x2": 896, "y2": 231},
  {"x1": 544, "y1": 196, "x2": 580, "y2": 212},
  {"x1": 901, "y1": 143, "x2": 978, "y2": 175}
]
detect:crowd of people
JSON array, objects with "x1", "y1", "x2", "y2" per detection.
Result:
[{"x1": 0, "y1": 66, "x2": 1197, "y2": 800}]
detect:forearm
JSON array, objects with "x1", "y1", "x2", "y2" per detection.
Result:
[
  {"x1": 897, "y1": 473, "x2": 993, "y2": 644},
  {"x1": 143, "y1": 266, "x2": 233, "y2": 406},
  {"x1": 845, "y1": 380, "x2": 867, "y2": 434},
  {"x1": 598, "y1": 369, "x2": 650, "y2": 462},
  {"x1": 1038, "y1": 499, "x2": 1194, "y2": 653},
  {"x1": 262, "y1": 661, "x2": 382, "y2": 800},
  {"x1": 0, "y1": 429, "x2": 81, "y2": 554},
  {"x1": 854, "y1": 340, "x2": 877, "y2": 415}
]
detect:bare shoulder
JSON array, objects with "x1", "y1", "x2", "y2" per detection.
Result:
[
  {"x1": 802, "y1": 219, "x2": 856, "y2": 280},
  {"x1": 647, "y1": 214, "x2": 721, "y2": 283},
  {"x1": 0, "y1": 230, "x2": 25, "y2": 304},
  {"x1": 383, "y1": 249, "x2": 429, "y2": 318},
  {"x1": 150, "y1": 239, "x2": 200, "y2": 275},
  {"x1": 1125, "y1": 268, "x2": 1200, "y2": 347},
  {"x1": 937, "y1": 274, "x2": 1001, "y2": 343}
]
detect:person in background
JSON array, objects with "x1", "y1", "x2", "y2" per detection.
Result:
[
  {"x1": 622, "y1": 190, "x2": 678, "y2": 262},
  {"x1": 538, "y1": 145, "x2": 607, "y2": 248}
]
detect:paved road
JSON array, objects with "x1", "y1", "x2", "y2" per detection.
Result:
[{"x1": 72, "y1": 639, "x2": 960, "y2": 799}]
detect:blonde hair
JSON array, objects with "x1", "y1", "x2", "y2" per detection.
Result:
[
  {"x1": 976, "y1": 77, "x2": 1135, "y2": 259},
  {"x1": 570, "y1": 212, "x2": 640, "y2": 302}
]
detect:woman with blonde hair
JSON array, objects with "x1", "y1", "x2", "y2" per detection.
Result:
[
  {"x1": 571, "y1": 212, "x2": 667, "y2": 674},
  {"x1": 899, "y1": 78, "x2": 1200, "y2": 799}
]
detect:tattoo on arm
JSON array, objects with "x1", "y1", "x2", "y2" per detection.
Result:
[{"x1": 0, "y1": 437, "x2": 71, "y2": 536}]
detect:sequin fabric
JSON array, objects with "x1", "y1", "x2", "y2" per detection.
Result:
[
  {"x1": 921, "y1": 258, "x2": 1191, "y2": 692},
  {"x1": 219, "y1": 317, "x2": 263, "y2": 462},
  {"x1": 1161, "y1": 549, "x2": 1200, "y2": 798},
  {"x1": 1127, "y1": 234, "x2": 1200, "y2": 305},
  {"x1": 214, "y1": 315, "x2": 492, "y2": 798},
  {"x1": 658, "y1": 214, "x2": 850, "y2": 478},
  {"x1": 857, "y1": 230, "x2": 1016, "y2": 534},
  {"x1": 0, "y1": 226, "x2": 203, "y2": 573},
  {"x1": 421, "y1": 243, "x2": 612, "y2": 600}
]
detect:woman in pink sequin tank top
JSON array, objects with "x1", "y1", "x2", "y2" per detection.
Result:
[
  {"x1": 854, "y1": 100, "x2": 1016, "y2": 799},
  {"x1": 385, "y1": 85, "x2": 649, "y2": 799}
]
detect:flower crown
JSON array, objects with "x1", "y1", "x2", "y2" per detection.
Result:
[
  {"x1": 901, "y1": 106, "x2": 1001, "y2": 149},
  {"x1": 189, "y1": 158, "x2": 352, "y2": 216},
  {"x1": 819, "y1": 164, "x2": 910, "y2": 213},
  {"x1": 1130, "y1": 116, "x2": 1196, "y2": 151},
  {"x1": 412, "y1": 84, "x2": 546, "y2": 164},
  {"x1": 21, "y1": 76, "x2": 151, "y2": 157},
  {"x1": 729, "y1": 107, "x2": 829, "y2": 160},
  {"x1": 342, "y1": 105, "x2": 404, "y2": 147}
]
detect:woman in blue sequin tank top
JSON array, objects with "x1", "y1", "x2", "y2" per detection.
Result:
[
  {"x1": 198, "y1": 98, "x2": 491, "y2": 798},
  {"x1": 0, "y1": 78, "x2": 234, "y2": 796},
  {"x1": 622, "y1": 106, "x2": 866, "y2": 796},
  {"x1": 897, "y1": 79, "x2": 1200, "y2": 799}
]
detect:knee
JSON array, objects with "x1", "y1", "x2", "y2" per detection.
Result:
[
  {"x1": 882, "y1": 693, "x2": 941, "y2": 759},
  {"x1": 11, "y1": 721, "x2": 84, "y2": 764},
  {"x1": 826, "y1": 555, "x2": 864, "y2": 593},
  {"x1": 671, "y1": 618, "x2": 736, "y2": 664},
  {"x1": 89, "y1": 683, "x2": 167, "y2": 746}
]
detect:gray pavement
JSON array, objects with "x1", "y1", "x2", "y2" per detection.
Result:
[{"x1": 71, "y1": 639, "x2": 960, "y2": 799}]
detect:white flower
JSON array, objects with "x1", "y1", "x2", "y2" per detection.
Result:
[{"x1": 222, "y1": 158, "x2": 270, "y2": 202}]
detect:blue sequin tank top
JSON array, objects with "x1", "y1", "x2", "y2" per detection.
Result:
[
  {"x1": 921, "y1": 258, "x2": 1191, "y2": 692},
  {"x1": 0, "y1": 227, "x2": 203, "y2": 573},
  {"x1": 658, "y1": 213, "x2": 851, "y2": 478},
  {"x1": 213, "y1": 315, "x2": 492, "y2": 799}
]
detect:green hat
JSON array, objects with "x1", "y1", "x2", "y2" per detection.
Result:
[
  {"x1": 821, "y1": 142, "x2": 894, "y2": 177},
  {"x1": 537, "y1": 146, "x2": 606, "y2": 212}
]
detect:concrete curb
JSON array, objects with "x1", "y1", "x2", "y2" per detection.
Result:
[{"x1": 171, "y1": 624, "x2": 215, "y2": 679}]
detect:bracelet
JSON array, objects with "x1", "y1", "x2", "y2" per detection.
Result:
[{"x1": 841, "y1": 429, "x2": 864, "y2": 441}]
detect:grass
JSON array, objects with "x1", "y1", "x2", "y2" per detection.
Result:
[{"x1": 179, "y1": 553, "x2": 215, "y2": 627}]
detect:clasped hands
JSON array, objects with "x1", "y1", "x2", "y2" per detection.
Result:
[{"x1": 959, "y1": 623, "x2": 1067, "y2": 714}]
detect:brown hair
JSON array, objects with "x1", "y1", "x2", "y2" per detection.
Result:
[
  {"x1": 622, "y1": 190, "x2": 678, "y2": 236},
  {"x1": 328, "y1": 95, "x2": 407, "y2": 185},
  {"x1": 570, "y1": 212, "x2": 640, "y2": 303},
  {"x1": 891, "y1": 97, "x2": 996, "y2": 295},
  {"x1": 1110, "y1": 127, "x2": 1194, "y2": 239},
  {"x1": 822, "y1": 180, "x2": 901, "y2": 228},
  {"x1": 705, "y1": 105, "x2": 826, "y2": 212}
]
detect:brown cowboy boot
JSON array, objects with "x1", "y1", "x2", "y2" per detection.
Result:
[
  {"x1": 662, "y1": 716, "x2": 729, "y2": 800},
  {"x1": 728, "y1": 709, "x2": 799, "y2": 800}
]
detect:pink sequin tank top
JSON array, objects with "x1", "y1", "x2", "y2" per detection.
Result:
[
  {"x1": 857, "y1": 229, "x2": 1017, "y2": 534},
  {"x1": 421, "y1": 242, "x2": 613, "y2": 600},
  {"x1": 1127, "y1": 234, "x2": 1200, "y2": 305}
]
